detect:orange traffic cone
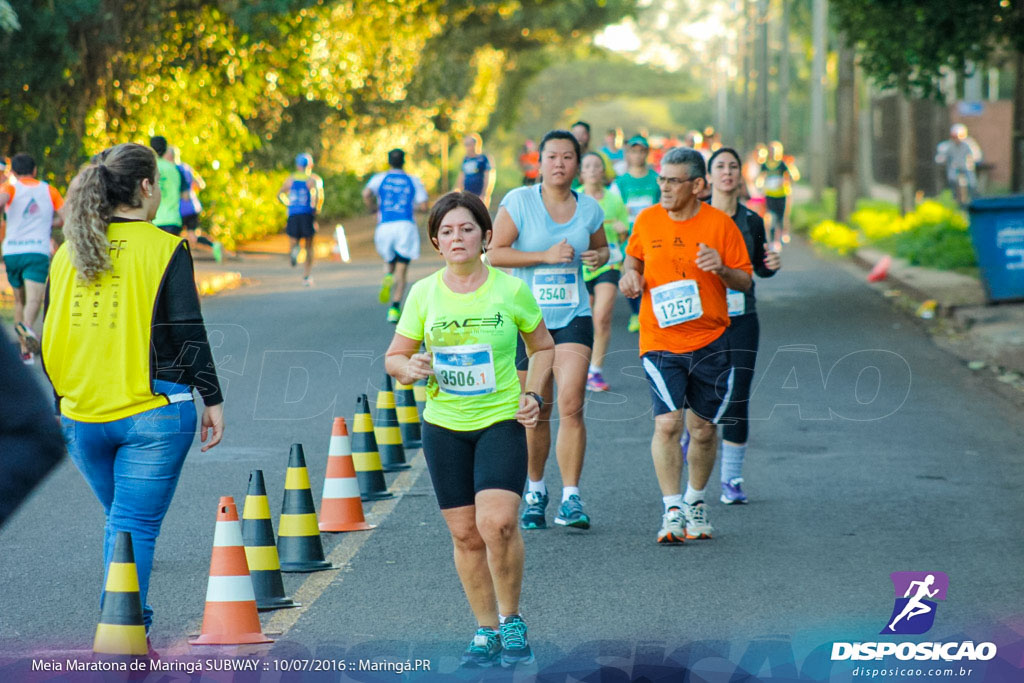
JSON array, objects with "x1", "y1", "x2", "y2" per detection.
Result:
[
  {"x1": 191, "y1": 497, "x2": 272, "y2": 645},
  {"x1": 277, "y1": 444, "x2": 335, "y2": 572},
  {"x1": 241, "y1": 470, "x2": 299, "y2": 610},
  {"x1": 394, "y1": 379, "x2": 422, "y2": 449},
  {"x1": 375, "y1": 375, "x2": 410, "y2": 472},
  {"x1": 319, "y1": 417, "x2": 375, "y2": 532},
  {"x1": 352, "y1": 395, "x2": 394, "y2": 501},
  {"x1": 867, "y1": 255, "x2": 891, "y2": 282},
  {"x1": 93, "y1": 531, "x2": 147, "y2": 656}
]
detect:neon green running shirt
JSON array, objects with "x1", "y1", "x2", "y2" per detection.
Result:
[
  {"x1": 583, "y1": 188, "x2": 629, "y2": 281},
  {"x1": 396, "y1": 266, "x2": 543, "y2": 431}
]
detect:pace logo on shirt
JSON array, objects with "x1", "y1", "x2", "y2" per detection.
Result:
[{"x1": 430, "y1": 314, "x2": 506, "y2": 331}]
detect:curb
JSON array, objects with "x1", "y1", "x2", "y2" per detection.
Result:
[{"x1": 196, "y1": 270, "x2": 245, "y2": 297}]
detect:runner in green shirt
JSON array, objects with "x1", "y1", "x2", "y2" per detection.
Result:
[
  {"x1": 385, "y1": 191, "x2": 554, "y2": 669},
  {"x1": 613, "y1": 135, "x2": 660, "y2": 332},
  {"x1": 581, "y1": 152, "x2": 628, "y2": 392},
  {"x1": 149, "y1": 136, "x2": 184, "y2": 235}
]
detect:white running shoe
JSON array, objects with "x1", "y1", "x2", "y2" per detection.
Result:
[
  {"x1": 683, "y1": 501, "x2": 713, "y2": 540},
  {"x1": 657, "y1": 507, "x2": 686, "y2": 544}
]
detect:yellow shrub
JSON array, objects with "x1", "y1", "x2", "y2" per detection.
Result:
[
  {"x1": 810, "y1": 219, "x2": 862, "y2": 255},
  {"x1": 850, "y1": 207, "x2": 906, "y2": 242}
]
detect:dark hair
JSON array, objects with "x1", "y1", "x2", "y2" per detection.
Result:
[
  {"x1": 661, "y1": 146, "x2": 706, "y2": 181},
  {"x1": 388, "y1": 148, "x2": 405, "y2": 168},
  {"x1": 708, "y1": 147, "x2": 743, "y2": 170},
  {"x1": 150, "y1": 136, "x2": 168, "y2": 157},
  {"x1": 427, "y1": 191, "x2": 492, "y2": 253},
  {"x1": 539, "y1": 129, "x2": 581, "y2": 164},
  {"x1": 10, "y1": 153, "x2": 35, "y2": 176},
  {"x1": 65, "y1": 143, "x2": 158, "y2": 281},
  {"x1": 571, "y1": 121, "x2": 590, "y2": 134}
]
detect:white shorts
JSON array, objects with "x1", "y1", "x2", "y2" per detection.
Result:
[{"x1": 374, "y1": 220, "x2": 420, "y2": 263}]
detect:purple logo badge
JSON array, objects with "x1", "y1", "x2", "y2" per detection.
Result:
[{"x1": 881, "y1": 571, "x2": 949, "y2": 635}]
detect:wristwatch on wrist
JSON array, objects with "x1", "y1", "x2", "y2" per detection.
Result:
[{"x1": 525, "y1": 391, "x2": 544, "y2": 409}]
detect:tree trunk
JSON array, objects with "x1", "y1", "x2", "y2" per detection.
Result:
[
  {"x1": 857, "y1": 69, "x2": 875, "y2": 199},
  {"x1": 778, "y1": 0, "x2": 790, "y2": 147},
  {"x1": 835, "y1": 37, "x2": 858, "y2": 222},
  {"x1": 897, "y1": 95, "x2": 916, "y2": 214},
  {"x1": 1013, "y1": 51, "x2": 1024, "y2": 193},
  {"x1": 809, "y1": 0, "x2": 827, "y2": 202},
  {"x1": 743, "y1": 0, "x2": 755, "y2": 149},
  {"x1": 756, "y1": 0, "x2": 770, "y2": 145}
]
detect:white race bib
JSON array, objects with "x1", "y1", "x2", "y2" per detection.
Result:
[
  {"x1": 650, "y1": 279, "x2": 703, "y2": 328},
  {"x1": 532, "y1": 267, "x2": 579, "y2": 308},
  {"x1": 433, "y1": 344, "x2": 497, "y2": 396},
  {"x1": 727, "y1": 288, "x2": 746, "y2": 317},
  {"x1": 765, "y1": 176, "x2": 784, "y2": 191},
  {"x1": 607, "y1": 241, "x2": 623, "y2": 265}
]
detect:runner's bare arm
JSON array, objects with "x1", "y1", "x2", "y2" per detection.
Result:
[
  {"x1": 581, "y1": 225, "x2": 609, "y2": 269},
  {"x1": 517, "y1": 321, "x2": 555, "y2": 428},
  {"x1": 361, "y1": 185, "x2": 377, "y2": 212},
  {"x1": 385, "y1": 333, "x2": 434, "y2": 386},
  {"x1": 619, "y1": 254, "x2": 645, "y2": 298}
]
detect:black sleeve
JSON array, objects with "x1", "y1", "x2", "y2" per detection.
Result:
[
  {"x1": 0, "y1": 329, "x2": 66, "y2": 528},
  {"x1": 748, "y1": 211, "x2": 777, "y2": 279},
  {"x1": 152, "y1": 244, "x2": 224, "y2": 405}
]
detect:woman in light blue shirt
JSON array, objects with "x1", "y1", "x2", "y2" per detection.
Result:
[{"x1": 489, "y1": 129, "x2": 609, "y2": 533}]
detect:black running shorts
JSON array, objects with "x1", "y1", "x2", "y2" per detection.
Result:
[{"x1": 421, "y1": 419, "x2": 527, "y2": 509}]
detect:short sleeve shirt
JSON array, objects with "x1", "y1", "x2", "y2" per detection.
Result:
[
  {"x1": 461, "y1": 154, "x2": 491, "y2": 196},
  {"x1": 625, "y1": 203, "x2": 752, "y2": 355},
  {"x1": 614, "y1": 169, "x2": 661, "y2": 227},
  {"x1": 500, "y1": 185, "x2": 604, "y2": 329},
  {"x1": 365, "y1": 171, "x2": 428, "y2": 225},
  {"x1": 583, "y1": 189, "x2": 629, "y2": 281},
  {"x1": 396, "y1": 266, "x2": 543, "y2": 431}
]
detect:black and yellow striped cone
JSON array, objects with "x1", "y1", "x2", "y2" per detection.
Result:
[
  {"x1": 277, "y1": 445, "x2": 335, "y2": 572},
  {"x1": 413, "y1": 379, "x2": 427, "y2": 418},
  {"x1": 93, "y1": 531, "x2": 147, "y2": 656},
  {"x1": 394, "y1": 379, "x2": 422, "y2": 449},
  {"x1": 353, "y1": 394, "x2": 394, "y2": 501},
  {"x1": 242, "y1": 470, "x2": 299, "y2": 610},
  {"x1": 375, "y1": 375, "x2": 410, "y2": 472}
]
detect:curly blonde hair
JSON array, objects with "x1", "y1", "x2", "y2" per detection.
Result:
[{"x1": 64, "y1": 143, "x2": 157, "y2": 281}]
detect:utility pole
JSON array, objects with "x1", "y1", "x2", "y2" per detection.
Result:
[
  {"x1": 743, "y1": 0, "x2": 755, "y2": 149},
  {"x1": 810, "y1": 0, "x2": 827, "y2": 201}
]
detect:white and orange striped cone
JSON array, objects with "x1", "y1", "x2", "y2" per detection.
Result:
[
  {"x1": 319, "y1": 417, "x2": 375, "y2": 532},
  {"x1": 191, "y1": 496, "x2": 272, "y2": 645}
]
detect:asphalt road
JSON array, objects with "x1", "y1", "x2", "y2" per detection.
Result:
[{"x1": 1, "y1": 236, "x2": 1022, "y2": 679}]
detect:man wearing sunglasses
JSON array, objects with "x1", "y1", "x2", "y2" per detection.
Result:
[{"x1": 619, "y1": 146, "x2": 752, "y2": 545}]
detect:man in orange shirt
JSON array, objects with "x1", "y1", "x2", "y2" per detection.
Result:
[
  {"x1": 1, "y1": 154, "x2": 64, "y2": 364},
  {"x1": 620, "y1": 146, "x2": 752, "y2": 545}
]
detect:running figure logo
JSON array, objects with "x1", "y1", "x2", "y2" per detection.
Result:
[{"x1": 881, "y1": 571, "x2": 949, "y2": 635}]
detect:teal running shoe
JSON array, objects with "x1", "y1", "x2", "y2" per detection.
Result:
[
  {"x1": 554, "y1": 494, "x2": 590, "y2": 529},
  {"x1": 499, "y1": 616, "x2": 534, "y2": 667},
  {"x1": 519, "y1": 491, "x2": 548, "y2": 530},
  {"x1": 460, "y1": 627, "x2": 501, "y2": 668}
]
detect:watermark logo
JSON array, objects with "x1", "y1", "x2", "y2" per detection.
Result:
[{"x1": 881, "y1": 571, "x2": 948, "y2": 635}]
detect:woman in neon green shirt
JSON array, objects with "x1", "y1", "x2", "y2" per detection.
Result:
[
  {"x1": 385, "y1": 192, "x2": 554, "y2": 668},
  {"x1": 580, "y1": 152, "x2": 629, "y2": 392}
]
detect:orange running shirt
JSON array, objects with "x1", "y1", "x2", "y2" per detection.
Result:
[{"x1": 625, "y1": 202, "x2": 752, "y2": 355}]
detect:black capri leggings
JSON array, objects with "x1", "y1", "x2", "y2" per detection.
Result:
[
  {"x1": 421, "y1": 419, "x2": 527, "y2": 509},
  {"x1": 720, "y1": 313, "x2": 760, "y2": 444}
]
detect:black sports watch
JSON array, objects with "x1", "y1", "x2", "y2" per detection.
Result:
[{"x1": 525, "y1": 391, "x2": 544, "y2": 409}]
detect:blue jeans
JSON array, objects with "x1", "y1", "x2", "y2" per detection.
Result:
[{"x1": 62, "y1": 380, "x2": 197, "y2": 631}]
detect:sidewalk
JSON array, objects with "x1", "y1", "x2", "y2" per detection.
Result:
[{"x1": 842, "y1": 238, "x2": 1024, "y2": 389}]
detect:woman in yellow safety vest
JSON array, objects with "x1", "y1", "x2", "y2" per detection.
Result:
[{"x1": 42, "y1": 142, "x2": 225, "y2": 649}]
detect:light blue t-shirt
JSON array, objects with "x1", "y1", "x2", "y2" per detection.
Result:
[{"x1": 500, "y1": 184, "x2": 605, "y2": 329}]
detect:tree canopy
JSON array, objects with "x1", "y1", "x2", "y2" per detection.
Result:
[{"x1": 0, "y1": 0, "x2": 635, "y2": 244}]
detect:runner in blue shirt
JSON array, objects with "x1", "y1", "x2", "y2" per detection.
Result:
[
  {"x1": 362, "y1": 148, "x2": 429, "y2": 323},
  {"x1": 277, "y1": 153, "x2": 324, "y2": 286},
  {"x1": 456, "y1": 133, "x2": 494, "y2": 207},
  {"x1": 489, "y1": 129, "x2": 609, "y2": 532}
]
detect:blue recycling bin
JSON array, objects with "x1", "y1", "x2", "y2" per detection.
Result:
[{"x1": 967, "y1": 196, "x2": 1024, "y2": 302}]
